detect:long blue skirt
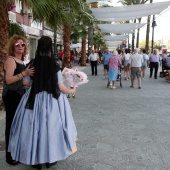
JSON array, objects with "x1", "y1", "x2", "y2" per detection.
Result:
[
  {"x1": 108, "y1": 68, "x2": 118, "y2": 81},
  {"x1": 8, "y1": 88, "x2": 77, "y2": 165}
]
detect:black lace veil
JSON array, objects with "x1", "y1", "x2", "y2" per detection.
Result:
[{"x1": 26, "y1": 36, "x2": 61, "y2": 109}]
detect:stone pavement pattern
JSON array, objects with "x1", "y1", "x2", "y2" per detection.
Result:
[{"x1": 0, "y1": 64, "x2": 170, "y2": 170}]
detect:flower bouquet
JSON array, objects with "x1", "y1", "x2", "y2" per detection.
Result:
[{"x1": 62, "y1": 67, "x2": 89, "y2": 98}]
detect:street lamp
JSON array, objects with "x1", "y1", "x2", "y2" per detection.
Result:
[{"x1": 151, "y1": 15, "x2": 157, "y2": 53}]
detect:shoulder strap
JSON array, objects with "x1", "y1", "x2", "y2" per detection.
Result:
[{"x1": 4, "y1": 57, "x2": 16, "y2": 69}]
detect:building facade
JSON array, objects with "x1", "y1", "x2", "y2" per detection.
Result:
[{"x1": 8, "y1": 0, "x2": 63, "y2": 60}]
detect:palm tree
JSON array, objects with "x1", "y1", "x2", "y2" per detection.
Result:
[
  {"x1": 9, "y1": 23, "x2": 27, "y2": 38},
  {"x1": 0, "y1": 0, "x2": 10, "y2": 87},
  {"x1": 71, "y1": 13, "x2": 93, "y2": 66},
  {"x1": 0, "y1": 0, "x2": 83, "y2": 87},
  {"x1": 93, "y1": 32, "x2": 106, "y2": 50},
  {"x1": 118, "y1": 0, "x2": 149, "y2": 50},
  {"x1": 88, "y1": 2, "x2": 98, "y2": 53},
  {"x1": 135, "y1": 0, "x2": 149, "y2": 48},
  {"x1": 0, "y1": 0, "x2": 59, "y2": 86}
]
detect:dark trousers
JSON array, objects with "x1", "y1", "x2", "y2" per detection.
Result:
[
  {"x1": 2, "y1": 91, "x2": 22, "y2": 161},
  {"x1": 90, "y1": 61, "x2": 98, "y2": 75},
  {"x1": 150, "y1": 62, "x2": 159, "y2": 78}
]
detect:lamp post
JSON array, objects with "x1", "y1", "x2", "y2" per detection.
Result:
[{"x1": 151, "y1": 15, "x2": 157, "y2": 53}]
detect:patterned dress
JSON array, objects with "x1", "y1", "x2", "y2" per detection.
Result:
[{"x1": 108, "y1": 56, "x2": 121, "y2": 81}]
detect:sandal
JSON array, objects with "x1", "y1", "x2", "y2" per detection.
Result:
[{"x1": 130, "y1": 85, "x2": 134, "y2": 88}]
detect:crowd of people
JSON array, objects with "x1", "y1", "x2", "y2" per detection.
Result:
[
  {"x1": 88, "y1": 47, "x2": 170, "y2": 89},
  {"x1": 2, "y1": 34, "x2": 170, "y2": 169}
]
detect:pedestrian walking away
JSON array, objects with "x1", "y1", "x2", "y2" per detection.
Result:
[
  {"x1": 128, "y1": 48, "x2": 143, "y2": 89},
  {"x1": 108, "y1": 50, "x2": 121, "y2": 89},
  {"x1": 103, "y1": 49, "x2": 112, "y2": 79}
]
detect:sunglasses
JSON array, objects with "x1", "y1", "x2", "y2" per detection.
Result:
[{"x1": 15, "y1": 43, "x2": 26, "y2": 48}]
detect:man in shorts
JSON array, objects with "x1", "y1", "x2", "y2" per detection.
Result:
[{"x1": 128, "y1": 48, "x2": 143, "y2": 89}]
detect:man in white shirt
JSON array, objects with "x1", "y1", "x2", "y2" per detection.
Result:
[
  {"x1": 88, "y1": 50, "x2": 99, "y2": 76},
  {"x1": 128, "y1": 48, "x2": 143, "y2": 89}
]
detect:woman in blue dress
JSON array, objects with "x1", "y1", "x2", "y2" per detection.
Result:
[{"x1": 8, "y1": 36, "x2": 77, "y2": 170}]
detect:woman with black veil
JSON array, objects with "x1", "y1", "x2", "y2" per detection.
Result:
[{"x1": 8, "y1": 36, "x2": 77, "y2": 170}]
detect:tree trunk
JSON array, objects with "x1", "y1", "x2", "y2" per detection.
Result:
[
  {"x1": 136, "y1": 18, "x2": 141, "y2": 48},
  {"x1": 62, "y1": 24, "x2": 71, "y2": 69},
  {"x1": 145, "y1": 15, "x2": 151, "y2": 53},
  {"x1": 132, "y1": 19, "x2": 136, "y2": 53},
  {"x1": 88, "y1": 26, "x2": 93, "y2": 55},
  {"x1": 53, "y1": 28, "x2": 57, "y2": 55},
  {"x1": 80, "y1": 38, "x2": 86, "y2": 66},
  {"x1": 0, "y1": 1, "x2": 9, "y2": 88}
]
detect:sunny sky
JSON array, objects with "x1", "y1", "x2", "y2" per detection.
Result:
[{"x1": 108, "y1": 0, "x2": 170, "y2": 44}]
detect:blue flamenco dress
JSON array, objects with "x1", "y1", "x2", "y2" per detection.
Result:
[{"x1": 8, "y1": 70, "x2": 77, "y2": 165}]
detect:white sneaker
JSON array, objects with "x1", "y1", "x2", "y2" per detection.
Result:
[{"x1": 113, "y1": 86, "x2": 116, "y2": 89}]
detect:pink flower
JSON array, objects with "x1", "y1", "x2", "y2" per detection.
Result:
[{"x1": 62, "y1": 67, "x2": 89, "y2": 88}]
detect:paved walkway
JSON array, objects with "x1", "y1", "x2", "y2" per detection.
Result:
[{"x1": 0, "y1": 64, "x2": 170, "y2": 170}]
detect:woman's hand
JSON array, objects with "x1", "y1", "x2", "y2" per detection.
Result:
[
  {"x1": 23, "y1": 65, "x2": 35, "y2": 76},
  {"x1": 71, "y1": 88, "x2": 76, "y2": 95}
]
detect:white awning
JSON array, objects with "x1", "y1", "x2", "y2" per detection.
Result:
[
  {"x1": 105, "y1": 41, "x2": 121, "y2": 44},
  {"x1": 86, "y1": 0, "x2": 110, "y2": 3},
  {"x1": 98, "y1": 23, "x2": 145, "y2": 30},
  {"x1": 103, "y1": 35, "x2": 128, "y2": 41},
  {"x1": 97, "y1": 23, "x2": 145, "y2": 34},
  {"x1": 94, "y1": 7, "x2": 165, "y2": 20},
  {"x1": 105, "y1": 41, "x2": 121, "y2": 47},
  {"x1": 91, "y1": 1, "x2": 170, "y2": 22},
  {"x1": 94, "y1": 8, "x2": 165, "y2": 18},
  {"x1": 91, "y1": 1, "x2": 170, "y2": 13}
]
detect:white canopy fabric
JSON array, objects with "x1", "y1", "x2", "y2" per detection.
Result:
[
  {"x1": 105, "y1": 41, "x2": 121, "y2": 47},
  {"x1": 100, "y1": 28, "x2": 132, "y2": 34},
  {"x1": 86, "y1": 0, "x2": 110, "y2": 3},
  {"x1": 91, "y1": 1, "x2": 170, "y2": 13},
  {"x1": 91, "y1": 1, "x2": 170, "y2": 22},
  {"x1": 103, "y1": 35, "x2": 128, "y2": 41},
  {"x1": 106, "y1": 42, "x2": 121, "y2": 47},
  {"x1": 95, "y1": 16, "x2": 148, "y2": 22},
  {"x1": 94, "y1": 7, "x2": 165, "y2": 18},
  {"x1": 98, "y1": 23, "x2": 145, "y2": 30},
  {"x1": 70, "y1": 43, "x2": 82, "y2": 48},
  {"x1": 97, "y1": 23, "x2": 145, "y2": 34},
  {"x1": 93, "y1": 7, "x2": 165, "y2": 20},
  {"x1": 105, "y1": 41, "x2": 121, "y2": 44},
  {"x1": 108, "y1": 47, "x2": 118, "y2": 50}
]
